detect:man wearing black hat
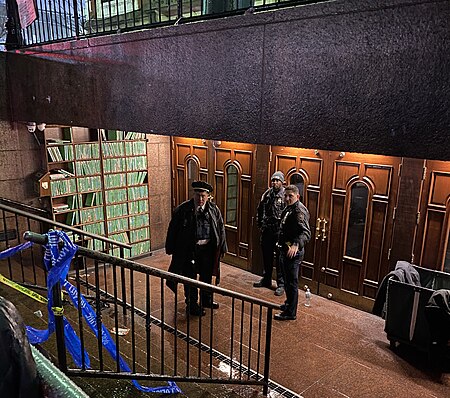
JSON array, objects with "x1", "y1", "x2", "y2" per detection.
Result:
[
  {"x1": 254, "y1": 171, "x2": 286, "y2": 296},
  {"x1": 165, "y1": 181, "x2": 228, "y2": 316}
]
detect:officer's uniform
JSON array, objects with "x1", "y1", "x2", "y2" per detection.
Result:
[{"x1": 277, "y1": 200, "x2": 311, "y2": 319}]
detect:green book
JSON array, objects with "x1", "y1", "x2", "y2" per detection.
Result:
[
  {"x1": 66, "y1": 210, "x2": 79, "y2": 226},
  {"x1": 85, "y1": 192, "x2": 96, "y2": 207}
]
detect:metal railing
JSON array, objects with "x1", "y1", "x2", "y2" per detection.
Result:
[
  {"x1": 0, "y1": 199, "x2": 131, "y2": 290},
  {"x1": 0, "y1": 201, "x2": 276, "y2": 394},
  {"x1": 23, "y1": 230, "x2": 276, "y2": 395},
  {"x1": 6, "y1": 0, "x2": 323, "y2": 48}
]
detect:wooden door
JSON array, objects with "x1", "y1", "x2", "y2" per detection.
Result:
[
  {"x1": 171, "y1": 137, "x2": 209, "y2": 207},
  {"x1": 171, "y1": 138, "x2": 256, "y2": 271},
  {"x1": 271, "y1": 147, "x2": 401, "y2": 310},
  {"x1": 414, "y1": 160, "x2": 450, "y2": 272},
  {"x1": 271, "y1": 146, "x2": 331, "y2": 292},
  {"x1": 213, "y1": 141, "x2": 255, "y2": 270},
  {"x1": 319, "y1": 152, "x2": 401, "y2": 310}
]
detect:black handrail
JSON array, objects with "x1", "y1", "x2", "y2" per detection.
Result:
[
  {"x1": 0, "y1": 198, "x2": 50, "y2": 217},
  {"x1": 7, "y1": 0, "x2": 326, "y2": 49},
  {"x1": 24, "y1": 230, "x2": 277, "y2": 308},
  {"x1": 0, "y1": 202, "x2": 131, "y2": 249},
  {"x1": 23, "y1": 230, "x2": 276, "y2": 395}
]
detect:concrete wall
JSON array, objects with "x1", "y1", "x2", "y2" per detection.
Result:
[
  {"x1": 146, "y1": 134, "x2": 172, "y2": 250},
  {"x1": 5, "y1": 0, "x2": 450, "y2": 161},
  {"x1": 0, "y1": 120, "x2": 43, "y2": 205}
]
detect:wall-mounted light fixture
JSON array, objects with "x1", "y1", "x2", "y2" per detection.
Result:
[
  {"x1": 339, "y1": 152, "x2": 346, "y2": 158},
  {"x1": 26, "y1": 122, "x2": 42, "y2": 145},
  {"x1": 212, "y1": 140, "x2": 222, "y2": 148},
  {"x1": 26, "y1": 122, "x2": 37, "y2": 133}
]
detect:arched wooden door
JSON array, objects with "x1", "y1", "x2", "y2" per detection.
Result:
[
  {"x1": 320, "y1": 151, "x2": 401, "y2": 310},
  {"x1": 270, "y1": 147, "x2": 330, "y2": 290},
  {"x1": 413, "y1": 160, "x2": 450, "y2": 272},
  {"x1": 213, "y1": 141, "x2": 255, "y2": 270},
  {"x1": 171, "y1": 137, "x2": 256, "y2": 271},
  {"x1": 171, "y1": 137, "x2": 209, "y2": 207},
  {"x1": 271, "y1": 147, "x2": 401, "y2": 310}
]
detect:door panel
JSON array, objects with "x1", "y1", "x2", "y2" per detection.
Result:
[
  {"x1": 322, "y1": 152, "x2": 400, "y2": 308},
  {"x1": 214, "y1": 142, "x2": 255, "y2": 269},
  {"x1": 414, "y1": 160, "x2": 450, "y2": 272},
  {"x1": 271, "y1": 147, "x2": 401, "y2": 309},
  {"x1": 172, "y1": 138, "x2": 256, "y2": 271},
  {"x1": 271, "y1": 147, "x2": 329, "y2": 290},
  {"x1": 172, "y1": 138, "x2": 209, "y2": 206}
]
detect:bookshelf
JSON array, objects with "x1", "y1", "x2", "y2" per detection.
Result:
[{"x1": 40, "y1": 127, "x2": 151, "y2": 258}]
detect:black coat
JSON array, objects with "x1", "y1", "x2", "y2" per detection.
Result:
[
  {"x1": 0, "y1": 297, "x2": 41, "y2": 398},
  {"x1": 256, "y1": 187, "x2": 285, "y2": 231},
  {"x1": 278, "y1": 200, "x2": 311, "y2": 257},
  {"x1": 165, "y1": 199, "x2": 228, "y2": 283},
  {"x1": 372, "y1": 261, "x2": 421, "y2": 317}
]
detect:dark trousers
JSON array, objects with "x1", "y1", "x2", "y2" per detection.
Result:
[
  {"x1": 280, "y1": 251, "x2": 302, "y2": 317},
  {"x1": 260, "y1": 228, "x2": 284, "y2": 287},
  {"x1": 183, "y1": 243, "x2": 215, "y2": 307}
]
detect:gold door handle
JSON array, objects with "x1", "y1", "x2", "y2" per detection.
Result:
[
  {"x1": 321, "y1": 219, "x2": 328, "y2": 241},
  {"x1": 315, "y1": 218, "x2": 322, "y2": 240}
]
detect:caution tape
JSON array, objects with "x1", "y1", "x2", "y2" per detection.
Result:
[
  {"x1": 1, "y1": 231, "x2": 182, "y2": 394},
  {"x1": 51, "y1": 306, "x2": 64, "y2": 316},
  {"x1": 0, "y1": 274, "x2": 65, "y2": 316},
  {"x1": 0, "y1": 273, "x2": 48, "y2": 304}
]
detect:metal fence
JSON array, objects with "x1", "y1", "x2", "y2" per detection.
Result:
[
  {"x1": 0, "y1": 198, "x2": 131, "y2": 289},
  {"x1": 23, "y1": 230, "x2": 276, "y2": 394},
  {"x1": 7, "y1": 0, "x2": 322, "y2": 47},
  {"x1": 0, "y1": 200, "x2": 277, "y2": 394}
]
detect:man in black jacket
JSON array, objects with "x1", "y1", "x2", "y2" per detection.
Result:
[
  {"x1": 254, "y1": 171, "x2": 286, "y2": 296},
  {"x1": 165, "y1": 181, "x2": 228, "y2": 316},
  {"x1": 275, "y1": 185, "x2": 311, "y2": 321}
]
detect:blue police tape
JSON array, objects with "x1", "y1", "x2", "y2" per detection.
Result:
[
  {"x1": 0, "y1": 230, "x2": 181, "y2": 394},
  {"x1": 0, "y1": 241, "x2": 33, "y2": 259},
  {"x1": 62, "y1": 279, "x2": 182, "y2": 394},
  {"x1": 47, "y1": 230, "x2": 181, "y2": 394},
  {"x1": 28, "y1": 231, "x2": 91, "y2": 368},
  {"x1": 0, "y1": 238, "x2": 90, "y2": 367}
]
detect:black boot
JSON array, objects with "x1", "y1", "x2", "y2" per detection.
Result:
[{"x1": 187, "y1": 303, "x2": 205, "y2": 316}]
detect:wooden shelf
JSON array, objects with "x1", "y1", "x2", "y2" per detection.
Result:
[{"x1": 40, "y1": 127, "x2": 152, "y2": 257}]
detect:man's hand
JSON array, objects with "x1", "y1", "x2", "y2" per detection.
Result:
[{"x1": 286, "y1": 243, "x2": 298, "y2": 258}]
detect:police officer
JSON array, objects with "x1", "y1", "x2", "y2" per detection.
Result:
[
  {"x1": 254, "y1": 171, "x2": 286, "y2": 296},
  {"x1": 274, "y1": 184, "x2": 311, "y2": 321}
]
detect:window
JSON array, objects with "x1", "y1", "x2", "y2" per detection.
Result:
[
  {"x1": 345, "y1": 182, "x2": 368, "y2": 259},
  {"x1": 186, "y1": 159, "x2": 198, "y2": 199},
  {"x1": 225, "y1": 165, "x2": 239, "y2": 227},
  {"x1": 289, "y1": 173, "x2": 305, "y2": 203}
]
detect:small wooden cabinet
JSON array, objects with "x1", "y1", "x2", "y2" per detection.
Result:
[{"x1": 41, "y1": 127, "x2": 151, "y2": 258}]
